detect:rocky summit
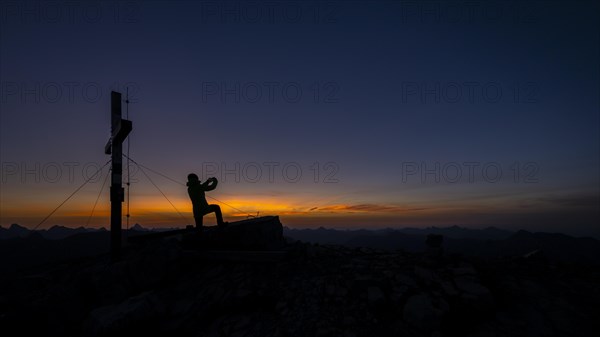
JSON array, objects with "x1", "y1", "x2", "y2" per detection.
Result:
[{"x1": 0, "y1": 225, "x2": 599, "y2": 337}]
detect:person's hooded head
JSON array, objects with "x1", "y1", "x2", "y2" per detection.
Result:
[{"x1": 187, "y1": 173, "x2": 200, "y2": 186}]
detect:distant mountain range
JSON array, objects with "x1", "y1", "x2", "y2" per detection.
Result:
[
  {"x1": 0, "y1": 223, "x2": 177, "y2": 240},
  {"x1": 0, "y1": 223, "x2": 182, "y2": 274},
  {"x1": 283, "y1": 226, "x2": 600, "y2": 265},
  {"x1": 0, "y1": 224, "x2": 105, "y2": 240},
  {"x1": 2, "y1": 224, "x2": 599, "y2": 267},
  {"x1": 284, "y1": 225, "x2": 514, "y2": 243}
]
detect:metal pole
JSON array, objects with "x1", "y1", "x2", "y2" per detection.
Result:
[{"x1": 110, "y1": 91, "x2": 124, "y2": 261}]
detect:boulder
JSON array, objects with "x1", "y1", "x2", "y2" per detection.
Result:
[
  {"x1": 84, "y1": 292, "x2": 163, "y2": 335},
  {"x1": 200, "y1": 216, "x2": 285, "y2": 250},
  {"x1": 454, "y1": 277, "x2": 495, "y2": 313},
  {"x1": 403, "y1": 293, "x2": 448, "y2": 331},
  {"x1": 367, "y1": 286, "x2": 385, "y2": 303}
]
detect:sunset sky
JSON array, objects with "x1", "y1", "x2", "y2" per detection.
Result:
[{"x1": 1, "y1": 1, "x2": 598, "y2": 237}]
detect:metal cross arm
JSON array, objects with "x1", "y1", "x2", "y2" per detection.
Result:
[
  {"x1": 104, "y1": 119, "x2": 133, "y2": 155},
  {"x1": 113, "y1": 119, "x2": 132, "y2": 144}
]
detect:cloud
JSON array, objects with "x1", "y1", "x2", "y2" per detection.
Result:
[
  {"x1": 537, "y1": 195, "x2": 600, "y2": 207},
  {"x1": 311, "y1": 204, "x2": 428, "y2": 213}
]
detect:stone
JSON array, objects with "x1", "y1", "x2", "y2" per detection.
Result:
[
  {"x1": 451, "y1": 263, "x2": 477, "y2": 277},
  {"x1": 84, "y1": 292, "x2": 162, "y2": 335},
  {"x1": 390, "y1": 285, "x2": 409, "y2": 303},
  {"x1": 414, "y1": 266, "x2": 438, "y2": 285},
  {"x1": 403, "y1": 293, "x2": 448, "y2": 331},
  {"x1": 454, "y1": 277, "x2": 495, "y2": 313},
  {"x1": 440, "y1": 280, "x2": 459, "y2": 297},
  {"x1": 202, "y1": 216, "x2": 285, "y2": 250},
  {"x1": 367, "y1": 286, "x2": 385, "y2": 303},
  {"x1": 126, "y1": 238, "x2": 182, "y2": 290},
  {"x1": 395, "y1": 273, "x2": 418, "y2": 287}
]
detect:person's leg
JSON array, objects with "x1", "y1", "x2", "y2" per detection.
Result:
[
  {"x1": 194, "y1": 214, "x2": 203, "y2": 229},
  {"x1": 213, "y1": 205, "x2": 225, "y2": 226},
  {"x1": 205, "y1": 204, "x2": 225, "y2": 226}
]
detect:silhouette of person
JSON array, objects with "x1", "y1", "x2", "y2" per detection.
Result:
[{"x1": 187, "y1": 173, "x2": 225, "y2": 228}]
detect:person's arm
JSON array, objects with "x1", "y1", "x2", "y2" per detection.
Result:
[{"x1": 202, "y1": 177, "x2": 218, "y2": 191}]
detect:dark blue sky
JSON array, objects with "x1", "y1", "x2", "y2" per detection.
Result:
[{"x1": 1, "y1": 1, "x2": 598, "y2": 237}]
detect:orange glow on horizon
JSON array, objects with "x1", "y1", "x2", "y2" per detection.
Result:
[
  {"x1": 6, "y1": 192, "x2": 585, "y2": 230},
  {"x1": 2, "y1": 193, "x2": 438, "y2": 229}
]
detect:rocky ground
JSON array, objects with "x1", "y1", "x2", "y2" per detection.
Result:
[{"x1": 1, "y1": 238, "x2": 599, "y2": 337}]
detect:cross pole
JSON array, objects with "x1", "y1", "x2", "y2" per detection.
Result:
[{"x1": 105, "y1": 91, "x2": 132, "y2": 261}]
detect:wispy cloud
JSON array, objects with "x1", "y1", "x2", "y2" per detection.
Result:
[
  {"x1": 537, "y1": 195, "x2": 600, "y2": 207},
  {"x1": 311, "y1": 204, "x2": 428, "y2": 213}
]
